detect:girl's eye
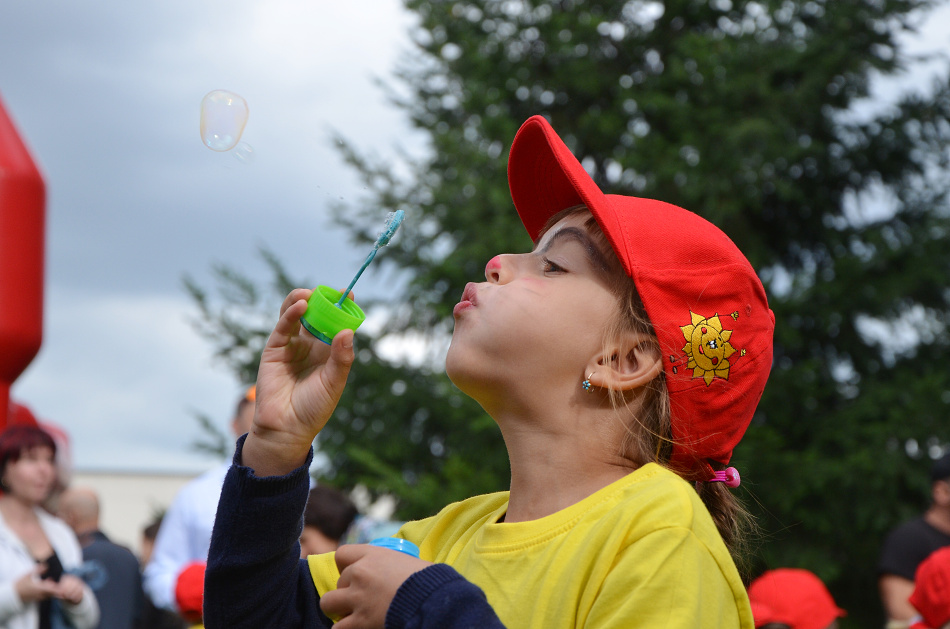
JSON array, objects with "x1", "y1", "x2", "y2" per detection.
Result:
[{"x1": 542, "y1": 257, "x2": 565, "y2": 273}]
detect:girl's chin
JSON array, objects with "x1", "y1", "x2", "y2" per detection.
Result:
[
  {"x1": 444, "y1": 341, "x2": 487, "y2": 383},
  {"x1": 445, "y1": 358, "x2": 505, "y2": 405}
]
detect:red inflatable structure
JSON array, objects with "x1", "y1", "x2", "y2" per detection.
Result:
[{"x1": 0, "y1": 92, "x2": 46, "y2": 430}]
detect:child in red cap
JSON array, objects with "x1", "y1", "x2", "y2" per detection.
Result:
[
  {"x1": 748, "y1": 568, "x2": 846, "y2": 629},
  {"x1": 203, "y1": 115, "x2": 775, "y2": 628},
  {"x1": 174, "y1": 561, "x2": 206, "y2": 628},
  {"x1": 909, "y1": 546, "x2": 950, "y2": 629}
]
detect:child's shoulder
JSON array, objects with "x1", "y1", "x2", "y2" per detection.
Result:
[
  {"x1": 399, "y1": 491, "x2": 510, "y2": 541},
  {"x1": 428, "y1": 490, "x2": 511, "y2": 522},
  {"x1": 608, "y1": 463, "x2": 717, "y2": 536}
]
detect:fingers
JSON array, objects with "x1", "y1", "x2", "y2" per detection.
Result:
[
  {"x1": 321, "y1": 546, "x2": 369, "y2": 622},
  {"x1": 56, "y1": 576, "x2": 84, "y2": 604},
  {"x1": 271, "y1": 296, "x2": 311, "y2": 345},
  {"x1": 15, "y1": 568, "x2": 58, "y2": 602},
  {"x1": 270, "y1": 289, "x2": 358, "y2": 360},
  {"x1": 270, "y1": 288, "x2": 314, "y2": 345},
  {"x1": 323, "y1": 329, "x2": 356, "y2": 391},
  {"x1": 324, "y1": 544, "x2": 430, "y2": 629},
  {"x1": 279, "y1": 288, "x2": 313, "y2": 317},
  {"x1": 319, "y1": 586, "x2": 354, "y2": 623},
  {"x1": 327, "y1": 613, "x2": 367, "y2": 629},
  {"x1": 334, "y1": 543, "x2": 369, "y2": 573}
]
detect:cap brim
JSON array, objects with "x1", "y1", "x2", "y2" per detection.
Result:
[
  {"x1": 507, "y1": 115, "x2": 653, "y2": 292},
  {"x1": 508, "y1": 115, "x2": 611, "y2": 241}
]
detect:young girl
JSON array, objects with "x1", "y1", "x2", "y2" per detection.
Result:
[{"x1": 204, "y1": 115, "x2": 774, "y2": 629}]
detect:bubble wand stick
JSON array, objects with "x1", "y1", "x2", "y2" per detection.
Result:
[
  {"x1": 300, "y1": 210, "x2": 405, "y2": 344},
  {"x1": 336, "y1": 210, "x2": 404, "y2": 306}
]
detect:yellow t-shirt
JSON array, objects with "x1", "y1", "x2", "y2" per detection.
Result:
[{"x1": 309, "y1": 463, "x2": 753, "y2": 628}]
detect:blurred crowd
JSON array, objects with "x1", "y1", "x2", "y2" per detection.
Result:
[
  {"x1": 1, "y1": 388, "x2": 948, "y2": 629},
  {"x1": 0, "y1": 389, "x2": 401, "y2": 629}
]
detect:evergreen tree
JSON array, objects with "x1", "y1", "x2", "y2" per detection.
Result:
[{"x1": 187, "y1": 1, "x2": 950, "y2": 623}]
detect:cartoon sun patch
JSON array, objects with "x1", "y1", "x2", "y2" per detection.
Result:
[{"x1": 680, "y1": 311, "x2": 736, "y2": 386}]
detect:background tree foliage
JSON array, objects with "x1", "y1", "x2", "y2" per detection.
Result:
[{"x1": 187, "y1": 0, "x2": 950, "y2": 624}]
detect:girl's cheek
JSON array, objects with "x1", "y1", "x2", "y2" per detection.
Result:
[{"x1": 519, "y1": 277, "x2": 545, "y2": 292}]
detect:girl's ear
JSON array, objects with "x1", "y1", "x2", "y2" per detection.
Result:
[{"x1": 586, "y1": 333, "x2": 663, "y2": 392}]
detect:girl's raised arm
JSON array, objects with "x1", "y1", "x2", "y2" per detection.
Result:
[{"x1": 242, "y1": 288, "x2": 356, "y2": 477}]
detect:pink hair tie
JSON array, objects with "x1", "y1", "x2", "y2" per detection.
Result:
[{"x1": 708, "y1": 467, "x2": 741, "y2": 488}]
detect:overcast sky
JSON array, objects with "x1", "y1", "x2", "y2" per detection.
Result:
[
  {"x1": 2, "y1": 0, "x2": 422, "y2": 472},
  {"x1": 2, "y1": 1, "x2": 950, "y2": 474}
]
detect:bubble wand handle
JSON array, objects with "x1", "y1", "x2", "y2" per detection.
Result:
[{"x1": 335, "y1": 249, "x2": 377, "y2": 307}]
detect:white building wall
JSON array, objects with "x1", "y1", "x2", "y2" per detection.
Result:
[{"x1": 70, "y1": 470, "x2": 201, "y2": 557}]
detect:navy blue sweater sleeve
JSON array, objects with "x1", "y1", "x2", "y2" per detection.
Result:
[
  {"x1": 385, "y1": 564, "x2": 506, "y2": 629},
  {"x1": 204, "y1": 435, "x2": 332, "y2": 629},
  {"x1": 204, "y1": 436, "x2": 505, "y2": 629}
]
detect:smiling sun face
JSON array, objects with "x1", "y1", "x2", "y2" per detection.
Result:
[{"x1": 681, "y1": 311, "x2": 736, "y2": 386}]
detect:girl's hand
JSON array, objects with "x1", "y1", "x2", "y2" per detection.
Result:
[
  {"x1": 320, "y1": 545, "x2": 432, "y2": 629},
  {"x1": 242, "y1": 288, "x2": 356, "y2": 476},
  {"x1": 14, "y1": 566, "x2": 59, "y2": 603},
  {"x1": 55, "y1": 575, "x2": 85, "y2": 605}
]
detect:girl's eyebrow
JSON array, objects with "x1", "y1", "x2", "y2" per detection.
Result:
[{"x1": 535, "y1": 226, "x2": 611, "y2": 273}]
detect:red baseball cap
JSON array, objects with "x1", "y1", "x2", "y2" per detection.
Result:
[
  {"x1": 910, "y1": 546, "x2": 950, "y2": 629},
  {"x1": 175, "y1": 561, "x2": 206, "y2": 623},
  {"x1": 748, "y1": 569, "x2": 846, "y2": 629},
  {"x1": 508, "y1": 115, "x2": 775, "y2": 481}
]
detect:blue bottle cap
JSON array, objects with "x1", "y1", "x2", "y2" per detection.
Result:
[{"x1": 368, "y1": 537, "x2": 420, "y2": 558}]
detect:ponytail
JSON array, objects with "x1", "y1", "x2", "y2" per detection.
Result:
[{"x1": 696, "y1": 466, "x2": 757, "y2": 577}]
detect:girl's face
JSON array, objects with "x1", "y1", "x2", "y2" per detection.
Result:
[
  {"x1": 2, "y1": 446, "x2": 56, "y2": 504},
  {"x1": 446, "y1": 212, "x2": 623, "y2": 402}
]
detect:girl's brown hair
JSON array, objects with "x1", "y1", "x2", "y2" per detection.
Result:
[{"x1": 539, "y1": 206, "x2": 754, "y2": 567}]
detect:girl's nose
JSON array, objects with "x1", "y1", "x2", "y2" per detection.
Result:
[{"x1": 485, "y1": 254, "x2": 508, "y2": 283}]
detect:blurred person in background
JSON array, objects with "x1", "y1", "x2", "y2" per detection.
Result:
[
  {"x1": 747, "y1": 568, "x2": 846, "y2": 629},
  {"x1": 142, "y1": 388, "x2": 256, "y2": 614},
  {"x1": 298, "y1": 485, "x2": 359, "y2": 557},
  {"x1": 58, "y1": 487, "x2": 144, "y2": 629},
  {"x1": 139, "y1": 518, "x2": 162, "y2": 571},
  {"x1": 137, "y1": 517, "x2": 184, "y2": 629},
  {"x1": 0, "y1": 424, "x2": 99, "y2": 629},
  {"x1": 880, "y1": 453, "x2": 950, "y2": 627}
]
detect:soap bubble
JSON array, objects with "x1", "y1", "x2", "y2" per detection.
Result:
[
  {"x1": 232, "y1": 142, "x2": 255, "y2": 164},
  {"x1": 200, "y1": 90, "x2": 248, "y2": 152}
]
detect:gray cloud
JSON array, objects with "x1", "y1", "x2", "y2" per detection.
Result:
[{"x1": 2, "y1": 0, "x2": 420, "y2": 472}]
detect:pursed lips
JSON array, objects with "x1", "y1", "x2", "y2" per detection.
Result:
[{"x1": 453, "y1": 282, "x2": 478, "y2": 317}]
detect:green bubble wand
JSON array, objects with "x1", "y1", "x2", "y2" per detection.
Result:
[{"x1": 300, "y1": 210, "x2": 405, "y2": 344}]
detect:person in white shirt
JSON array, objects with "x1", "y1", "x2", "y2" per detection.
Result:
[{"x1": 142, "y1": 388, "x2": 255, "y2": 612}]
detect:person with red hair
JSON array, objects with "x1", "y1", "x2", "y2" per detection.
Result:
[{"x1": 0, "y1": 424, "x2": 99, "y2": 629}]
